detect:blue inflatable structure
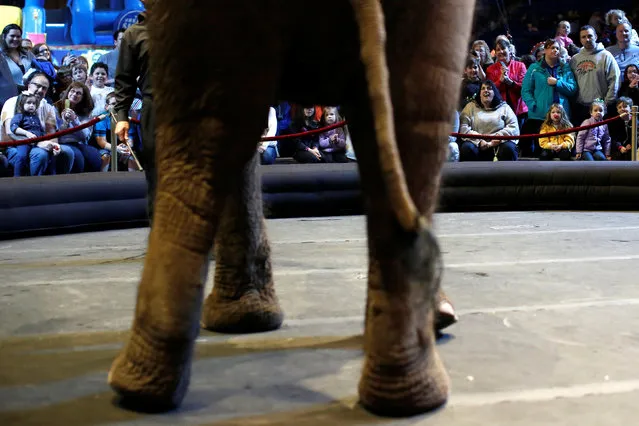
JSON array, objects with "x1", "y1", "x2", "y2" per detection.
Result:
[{"x1": 20, "y1": 0, "x2": 143, "y2": 47}]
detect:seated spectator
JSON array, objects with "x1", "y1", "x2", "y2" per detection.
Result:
[
  {"x1": 459, "y1": 56, "x2": 482, "y2": 110},
  {"x1": 89, "y1": 62, "x2": 113, "y2": 116},
  {"x1": 538, "y1": 103, "x2": 574, "y2": 161},
  {"x1": 258, "y1": 106, "x2": 278, "y2": 165},
  {"x1": 94, "y1": 92, "x2": 137, "y2": 171},
  {"x1": 28, "y1": 43, "x2": 56, "y2": 83},
  {"x1": 318, "y1": 106, "x2": 349, "y2": 163},
  {"x1": 1, "y1": 72, "x2": 70, "y2": 176},
  {"x1": 448, "y1": 110, "x2": 460, "y2": 162},
  {"x1": 609, "y1": 97, "x2": 637, "y2": 161},
  {"x1": 618, "y1": 63, "x2": 639, "y2": 106},
  {"x1": 72, "y1": 64, "x2": 88, "y2": 85},
  {"x1": 459, "y1": 79, "x2": 519, "y2": 161},
  {"x1": 290, "y1": 105, "x2": 321, "y2": 163},
  {"x1": 10, "y1": 92, "x2": 44, "y2": 139},
  {"x1": 55, "y1": 82, "x2": 101, "y2": 172},
  {"x1": 575, "y1": 99, "x2": 611, "y2": 161}
]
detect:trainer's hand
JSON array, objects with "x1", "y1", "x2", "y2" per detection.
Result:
[{"x1": 115, "y1": 121, "x2": 129, "y2": 142}]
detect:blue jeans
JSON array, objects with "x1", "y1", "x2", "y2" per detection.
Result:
[
  {"x1": 6, "y1": 145, "x2": 51, "y2": 176},
  {"x1": 0, "y1": 153, "x2": 9, "y2": 177},
  {"x1": 581, "y1": 150, "x2": 606, "y2": 161},
  {"x1": 65, "y1": 143, "x2": 102, "y2": 173},
  {"x1": 460, "y1": 140, "x2": 518, "y2": 161},
  {"x1": 48, "y1": 144, "x2": 75, "y2": 175},
  {"x1": 260, "y1": 145, "x2": 277, "y2": 165}
]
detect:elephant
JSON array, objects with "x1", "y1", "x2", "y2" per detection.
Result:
[{"x1": 108, "y1": 0, "x2": 476, "y2": 417}]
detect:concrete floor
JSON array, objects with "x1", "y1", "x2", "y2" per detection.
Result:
[{"x1": 1, "y1": 212, "x2": 639, "y2": 425}]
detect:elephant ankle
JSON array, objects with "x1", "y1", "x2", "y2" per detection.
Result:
[{"x1": 201, "y1": 288, "x2": 283, "y2": 333}]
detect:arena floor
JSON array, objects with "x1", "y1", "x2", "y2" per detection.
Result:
[{"x1": 1, "y1": 212, "x2": 639, "y2": 425}]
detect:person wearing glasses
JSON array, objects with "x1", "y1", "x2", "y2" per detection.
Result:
[
  {"x1": 1, "y1": 72, "x2": 74, "y2": 176},
  {"x1": 28, "y1": 43, "x2": 57, "y2": 86}
]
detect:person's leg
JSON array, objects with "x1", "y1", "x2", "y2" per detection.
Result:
[
  {"x1": 6, "y1": 145, "x2": 30, "y2": 176},
  {"x1": 332, "y1": 151, "x2": 351, "y2": 163},
  {"x1": 29, "y1": 146, "x2": 52, "y2": 176},
  {"x1": 581, "y1": 151, "x2": 594, "y2": 161},
  {"x1": 260, "y1": 145, "x2": 276, "y2": 165},
  {"x1": 77, "y1": 144, "x2": 102, "y2": 172},
  {"x1": 539, "y1": 149, "x2": 553, "y2": 160},
  {"x1": 496, "y1": 141, "x2": 518, "y2": 161},
  {"x1": 558, "y1": 149, "x2": 572, "y2": 161},
  {"x1": 0, "y1": 153, "x2": 9, "y2": 177},
  {"x1": 99, "y1": 149, "x2": 111, "y2": 171},
  {"x1": 293, "y1": 150, "x2": 321, "y2": 163},
  {"x1": 55, "y1": 145, "x2": 76, "y2": 174},
  {"x1": 68, "y1": 144, "x2": 85, "y2": 172},
  {"x1": 448, "y1": 141, "x2": 460, "y2": 162},
  {"x1": 459, "y1": 141, "x2": 480, "y2": 161},
  {"x1": 592, "y1": 150, "x2": 606, "y2": 161}
]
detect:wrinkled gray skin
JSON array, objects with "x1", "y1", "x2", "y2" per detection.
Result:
[{"x1": 109, "y1": 0, "x2": 476, "y2": 417}]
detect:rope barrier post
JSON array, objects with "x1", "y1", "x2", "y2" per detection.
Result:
[
  {"x1": 110, "y1": 112, "x2": 118, "y2": 173},
  {"x1": 632, "y1": 105, "x2": 638, "y2": 162}
]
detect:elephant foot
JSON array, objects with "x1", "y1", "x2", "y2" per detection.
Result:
[
  {"x1": 358, "y1": 339, "x2": 450, "y2": 417},
  {"x1": 200, "y1": 288, "x2": 283, "y2": 333},
  {"x1": 108, "y1": 325, "x2": 194, "y2": 412}
]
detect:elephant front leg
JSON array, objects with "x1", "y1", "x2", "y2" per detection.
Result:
[
  {"x1": 107, "y1": 119, "x2": 223, "y2": 411},
  {"x1": 201, "y1": 154, "x2": 283, "y2": 333}
]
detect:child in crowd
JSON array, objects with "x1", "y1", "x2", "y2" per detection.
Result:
[
  {"x1": 554, "y1": 21, "x2": 576, "y2": 51},
  {"x1": 576, "y1": 99, "x2": 611, "y2": 161},
  {"x1": 10, "y1": 92, "x2": 45, "y2": 140},
  {"x1": 609, "y1": 97, "x2": 637, "y2": 160},
  {"x1": 291, "y1": 105, "x2": 321, "y2": 163},
  {"x1": 538, "y1": 103, "x2": 574, "y2": 161},
  {"x1": 318, "y1": 106, "x2": 349, "y2": 163},
  {"x1": 72, "y1": 64, "x2": 89, "y2": 85},
  {"x1": 89, "y1": 62, "x2": 114, "y2": 116},
  {"x1": 459, "y1": 56, "x2": 482, "y2": 110},
  {"x1": 94, "y1": 92, "x2": 137, "y2": 171}
]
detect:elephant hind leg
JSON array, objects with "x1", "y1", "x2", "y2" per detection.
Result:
[{"x1": 200, "y1": 153, "x2": 283, "y2": 333}]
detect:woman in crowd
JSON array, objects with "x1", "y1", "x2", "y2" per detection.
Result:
[
  {"x1": 521, "y1": 38, "x2": 577, "y2": 157},
  {"x1": 486, "y1": 38, "x2": 528, "y2": 128},
  {"x1": 470, "y1": 39, "x2": 493, "y2": 74},
  {"x1": 459, "y1": 79, "x2": 520, "y2": 161},
  {"x1": 0, "y1": 24, "x2": 35, "y2": 92},
  {"x1": 55, "y1": 82, "x2": 101, "y2": 172},
  {"x1": 618, "y1": 62, "x2": 639, "y2": 107}
]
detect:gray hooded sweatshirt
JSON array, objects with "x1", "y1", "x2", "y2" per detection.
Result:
[{"x1": 570, "y1": 42, "x2": 620, "y2": 106}]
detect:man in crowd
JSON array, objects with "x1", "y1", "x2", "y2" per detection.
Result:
[{"x1": 570, "y1": 25, "x2": 620, "y2": 124}]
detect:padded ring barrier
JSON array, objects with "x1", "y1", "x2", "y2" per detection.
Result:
[{"x1": 2, "y1": 162, "x2": 639, "y2": 239}]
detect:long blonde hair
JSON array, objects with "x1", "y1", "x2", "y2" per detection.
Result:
[{"x1": 543, "y1": 103, "x2": 572, "y2": 129}]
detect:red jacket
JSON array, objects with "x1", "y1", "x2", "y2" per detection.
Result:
[{"x1": 486, "y1": 60, "x2": 528, "y2": 115}]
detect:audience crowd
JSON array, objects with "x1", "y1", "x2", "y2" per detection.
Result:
[{"x1": 1, "y1": 7, "x2": 638, "y2": 177}]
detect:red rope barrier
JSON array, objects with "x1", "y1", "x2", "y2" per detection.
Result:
[
  {"x1": 450, "y1": 114, "x2": 625, "y2": 141},
  {"x1": 24, "y1": 112, "x2": 617, "y2": 149},
  {"x1": 260, "y1": 121, "x2": 347, "y2": 141},
  {"x1": 0, "y1": 114, "x2": 107, "y2": 148}
]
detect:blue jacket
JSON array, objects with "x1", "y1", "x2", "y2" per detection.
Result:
[{"x1": 521, "y1": 59, "x2": 577, "y2": 121}]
